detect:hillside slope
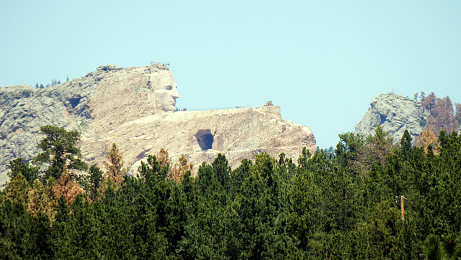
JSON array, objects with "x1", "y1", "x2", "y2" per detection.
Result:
[{"x1": 0, "y1": 64, "x2": 316, "y2": 185}]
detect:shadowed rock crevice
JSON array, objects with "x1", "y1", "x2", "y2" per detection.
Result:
[
  {"x1": 68, "y1": 96, "x2": 81, "y2": 108},
  {"x1": 379, "y1": 114, "x2": 387, "y2": 124},
  {"x1": 195, "y1": 129, "x2": 214, "y2": 151}
]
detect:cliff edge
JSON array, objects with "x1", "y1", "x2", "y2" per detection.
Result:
[
  {"x1": 355, "y1": 93, "x2": 429, "y2": 143},
  {"x1": 0, "y1": 64, "x2": 316, "y2": 184}
]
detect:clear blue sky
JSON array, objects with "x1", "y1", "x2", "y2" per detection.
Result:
[{"x1": 2, "y1": 1, "x2": 461, "y2": 148}]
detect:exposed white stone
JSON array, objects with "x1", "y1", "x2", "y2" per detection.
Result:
[
  {"x1": 355, "y1": 93, "x2": 429, "y2": 144},
  {"x1": 0, "y1": 64, "x2": 316, "y2": 185}
]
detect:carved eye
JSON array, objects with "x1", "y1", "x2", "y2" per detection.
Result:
[{"x1": 165, "y1": 85, "x2": 173, "y2": 90}]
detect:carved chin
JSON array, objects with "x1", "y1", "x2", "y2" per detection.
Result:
[
  {"x1": 166, "y1": 105, "x2": 176, "y2": 111},
  {"x1": 158, "y1": 104, "x2": 176, "y2": 112},
  {"x1": 155, "y1": 97, "x2": 176, "y2": 112}
]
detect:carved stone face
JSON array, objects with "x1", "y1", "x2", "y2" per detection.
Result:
[{"x1": 151, "y1": 69, "x2": 180, "y2": 112}]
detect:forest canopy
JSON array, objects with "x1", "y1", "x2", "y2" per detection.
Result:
[{"x1": 1, "y1": 125, "x2": 461, "y2": 259}]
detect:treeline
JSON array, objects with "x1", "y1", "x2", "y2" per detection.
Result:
[
  {"x1": 1, "y1": 125, "x2": 461, "y2": 258},
  {"x1": 416, "y1": 91, "x2": 461, "y2": 135},
  {"x1": 34, "y1": 77, "x2": 69, "y2": 89}
]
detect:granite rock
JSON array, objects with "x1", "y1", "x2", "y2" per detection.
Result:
[
  {"x1": 355, "y1": 93, "x2": 429, "y2": 144},
  {"x1": 0, "y1": 64, "x2": 316, "y2": 184}
]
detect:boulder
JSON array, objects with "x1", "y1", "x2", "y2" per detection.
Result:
[{"x1": 355, "y1": 93, "x2": 429, "y2": 143}]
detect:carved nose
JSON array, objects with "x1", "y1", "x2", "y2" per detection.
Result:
[{"x1": 172, "y1": 88, "x2": 180, "y2": 99}]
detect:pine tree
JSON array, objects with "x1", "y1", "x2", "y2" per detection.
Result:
[
  {"x1": 55, "y1": 195, "x2": 69, "y2": 223},
  {"x1": 157, "y1": 148, "x2": 170, "y2": 168},
  {"x1": 52, "y1": 168, "x2": 83, "y2": 206},
  {"x1": 28, "y1": 178, "x2": 57, "y2": 220},
  {"x1": 334, "y1": 132, "x2": 364, "y2": 169},
  {"x1": 8, "y1": 158, "x2": 39, "y2": 183},
  {"x1": 421, "y1": 93, "x2": 459, "y2": 135},
  {"x1": 88, "y1": 164, "x2": 103, "y2": 200},
  {"x1": 169, "y1": 154, "x2": 192, "y2": 183},
  {"x1": 34, "y1": 125, "x2": 88, "y2": 179},
  {"x1": 416, "y1": 128, "x2": 440, "y2": 155},
  {"x1": 424, "y1": 234, "x2": 442, "y2": 260},
  {"x1": 3, "y1": 174, "x2": 30, "y2": 207},
  {"x1": 102, "y1": 143, "x2": 127, "y2": 189},
  {"x1": 400, "y1": 130, "x2": 412, "y2": 159},
  {"x1": 422, "y1": 92, "x2": 436, "y2": 112},
  {"x1": 364, "y1": 125, "x2": 394, "y2": 166},
  {"x1": 212, "y1": 153, "x2": 231, "y2": 189}
]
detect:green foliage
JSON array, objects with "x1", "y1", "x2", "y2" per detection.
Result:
[
  {"x1": 34, "y1": 125, "x2": 88, "y2": 179},
  {"x1": 335, "y1": 132, "x2": 365, "y2": 168},
  {"x1": 0, "y1": 201, "x2": 52, "y2": 258},
  {"x1": 8, "y1": 158, "x2": 39, "y2": 184},
  {"x1": 212, "y1": 153, "x2": 231, "y2": 190},
  {"x1": 88, "y1": 164, "x2": 103, "y2": 200},
  {"x1": 1, "y1": 126, "x2": 461, "y2": 258},
  {"x1": 400, "y1": 129, "x2": 412, "y2": 159},
  {"x1": 424, "y1": 234, "x2": 442, "y2": 260},
  {"x1": 3, "y1": 174, "x2": 30, "y2": 207}
]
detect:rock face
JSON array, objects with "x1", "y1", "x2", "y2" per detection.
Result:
[
  {"x1": 0, "y1": 64, "x2": 316, "y2": 185},
  {"x1": 0, "y1": 85, "x2": 86, "y2": 184},
  {"x1": 355, "y1": 93, "x2": 429, "y2": 143},
  {"x1": 84, "y1": 106, "x2": 315, "y2": 174}
]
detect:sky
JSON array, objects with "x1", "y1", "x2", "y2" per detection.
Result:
[{"x1": 2, "y1": 1, "x2": 461, "y2": 148}]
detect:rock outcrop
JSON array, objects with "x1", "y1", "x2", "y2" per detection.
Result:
[
  {"x1": 355, "y1": 93, "x2": 429, "y2": 143},
  {"x1": 83, "y1": 105, "x2": 315, "y2": 174},
  {"x1": 0, "y1": 85, "x2": 86, "y2": 184},
  {"x1": 0, "y1": 64, "x2": 316, "y2": 185}
]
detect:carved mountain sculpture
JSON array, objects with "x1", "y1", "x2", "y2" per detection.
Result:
[{"x1": 0, "y1": 64, "x2": 316, "y2": 184}]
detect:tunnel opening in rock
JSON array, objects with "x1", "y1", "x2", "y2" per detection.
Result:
[
  {"x1": 68, "y1": 96, "x2": 81, "y2": 108},
  {"x1": 195, "y1": 129, "x2": 214, "y2": 151}
]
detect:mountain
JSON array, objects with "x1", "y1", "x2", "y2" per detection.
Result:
[
  {"x1": 0, "y1": 64, "x2": 316, "y2": 185},
  {"x1": 355, "y1": 93, "x2": 428, "y2": 143},
  {"x1": 355, "y1": 92, "x2": 460, "y2": 143}
]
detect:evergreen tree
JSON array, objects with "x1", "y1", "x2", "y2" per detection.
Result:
[
  {"x1": 88, "y1": 164, "x2": 103, "y2": 200},
  {"x1": 169, "y1": 154, "x2": 192, "y2": 183},
  {"x1": 1, "y1": 122, "x2": 461, "y2": 258},
  {"x1": 103, "y1": 143, "x2": 127, "y2": 188},
  {"x1": 3, "y1": 173, "x2": 30, "y2": 207},
  {"x1": 416, "y1": 128, "x2": 440, "y2": 154},
  {"x1": 335, "y1": 132, "x2": 364, "y2": 169},
  {"x1": 400, "y1": 129, "x2": 412, "y2": 159},
  {"x1": 8, "y1": 158, "x2": 38, "y2": 184},
  {"x1": 34, "y1": 125, "x2": 88, "y2": 179},
  {"x1": 28, "y1": 178, "x2": 57, "y2": 220},
  {"x1": 212, "y1": 153, "x2": 231, "y2": 190}
]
